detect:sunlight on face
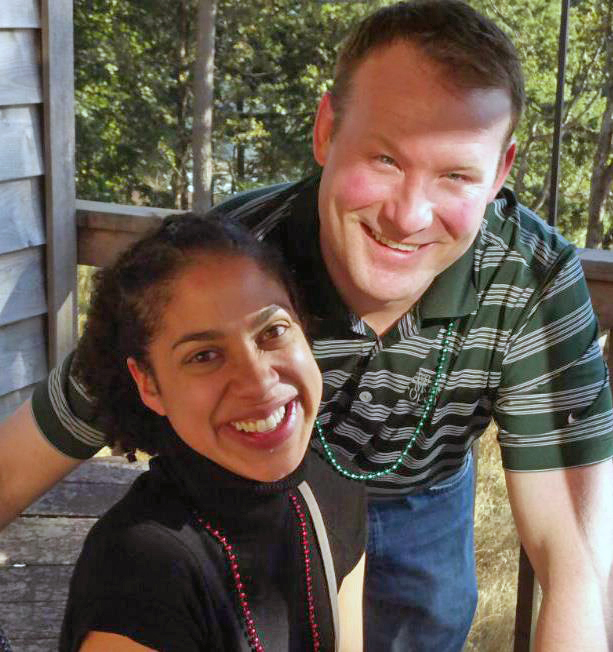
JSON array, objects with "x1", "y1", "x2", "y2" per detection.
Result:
[
  {"x1": 314, "y1": 42, "x2": 515, "y2": 330},
  {"x1": 128, "y1": 254, "x2": 322, "y2": 482}
]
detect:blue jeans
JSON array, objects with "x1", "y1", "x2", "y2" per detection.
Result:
[{"x1": 365, "y1": 453, "x2": 477, "y2": 652}]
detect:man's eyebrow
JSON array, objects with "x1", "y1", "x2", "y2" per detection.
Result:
[{"x1": 171, "y1": 304, "x2": 288, "y2": 350}]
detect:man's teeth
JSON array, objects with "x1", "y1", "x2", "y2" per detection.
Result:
[
  {"x1": 231, "y1": 405, "x2": 286, "y2": 433},
  {"x1": 372, "y1": 230, "x2": 419, "y2": 252}
]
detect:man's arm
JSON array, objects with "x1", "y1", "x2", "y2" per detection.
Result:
[
  {"x1": 505, "y1": 460, "x2": 613, "y2": 651},
  {"x1": 0, "y1": 399, "x2": 83, "y2": 529}
]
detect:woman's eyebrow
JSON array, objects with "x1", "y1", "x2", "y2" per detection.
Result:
[
  {"x1": 171, "y1": 329, "x2": 224, "y2": 349},
  {"x1": 171, "y1": 304, "x2": 289, "y2": 350},
  {"x1": 250, "y1": 304, "x2": 287, "y2": 329}
]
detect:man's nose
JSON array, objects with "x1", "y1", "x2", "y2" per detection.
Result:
[
  {"x1": 383, "y1": 174, "x2": 434, "y2": 234},
  {"x1": 230, "y1": 350, "x2": 278, "y2": 400}
]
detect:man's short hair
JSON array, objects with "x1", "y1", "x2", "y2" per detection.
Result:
[{"x1": 330, "y1": 0, "x2": 525, "y2": 141}]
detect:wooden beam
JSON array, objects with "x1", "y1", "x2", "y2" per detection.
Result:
[
  {"x1": 579, "y1": 248, "x2": 613, "y2": 284},
  {"x1": 41, "y1": 0, "x2": 77, "y2": 366},
  {"x1": 514, "y1": 545, "x2": 539, "y2": 652},
  {"x1": 76, "y1": 200, "x2": 179, "y2": 267}
]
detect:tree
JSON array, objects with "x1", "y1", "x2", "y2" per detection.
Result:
[
  {"x1": 585, "y1": 0, "x2": 613, "y2": 248},
  {"x1": 192, "y1": 0, "x2": 217, "y2": 212}
]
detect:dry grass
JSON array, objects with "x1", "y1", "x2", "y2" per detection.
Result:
[{"x1": 465, "y1": 423, "x2": 520, "y2": 651}]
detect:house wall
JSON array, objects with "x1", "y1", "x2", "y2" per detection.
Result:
[
  {"x1": 0, "y1": 3, "x2": 48, "y2": 419},
  {"x1": 0, "y1": 0, "x2": 76, "y2": 419}
]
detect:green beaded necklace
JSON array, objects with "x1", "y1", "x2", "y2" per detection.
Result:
[{"x1": 316, "y1": 319, "x2": 455, "y2": 482}]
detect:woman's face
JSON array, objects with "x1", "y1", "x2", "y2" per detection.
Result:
[{"x1": 128, "y1": 253, "x2": 322, "y2": 482}]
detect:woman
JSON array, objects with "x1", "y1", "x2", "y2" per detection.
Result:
[{"x1": 60, "y1": 214, "x2": 365, "y2": 652}]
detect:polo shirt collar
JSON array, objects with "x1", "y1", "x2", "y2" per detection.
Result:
[{"x1": 418, "y1": 234, "x2": 479, "y2": 321}]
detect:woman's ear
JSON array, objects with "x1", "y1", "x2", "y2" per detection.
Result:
[{"x1": 126, "y1": 357, "x2": 167, "y2": 416}]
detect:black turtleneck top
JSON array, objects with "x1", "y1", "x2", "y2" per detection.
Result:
[{"x1": 59, "y1": 436, "x2": 366, "y2": 652}]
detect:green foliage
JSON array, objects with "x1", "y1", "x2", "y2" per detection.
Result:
[{"x1": 74, "y1": 0, "x2": 612, "y2": 245}]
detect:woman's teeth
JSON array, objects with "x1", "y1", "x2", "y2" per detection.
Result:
[
  {"x1": 372, "y1": 229, "x2": 419, "y2": 252},
  {"x1": 231, "y1": 405, "x2": 286, "y2": 433}
]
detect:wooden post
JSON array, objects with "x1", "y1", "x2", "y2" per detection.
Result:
[
  {"x1": 514, "y1": 545, "x2": 540, "y2": 651},
  {"x1": 41, "y1": 0, "x2": 77, "y2": 367}
]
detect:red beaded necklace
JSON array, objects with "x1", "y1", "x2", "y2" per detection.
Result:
[{"x1": 193, "y1": 490, "x2": 321, "y2": 652}]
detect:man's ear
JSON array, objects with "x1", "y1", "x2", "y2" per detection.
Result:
[
  {"x1": 488, "y1": 140, "x2": 517, "y2": 202},
  {"x1": 126, "y1": 357, "x2": 166, "y2": 417},
  {"x1": 312, "y1": 92, "x2": 335, "y2": 166}
]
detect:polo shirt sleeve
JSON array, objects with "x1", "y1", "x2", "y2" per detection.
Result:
[
  {"x1": 30, "y1": 351, "x2": 106, "y2": 459},
  {"x1": 493, "y1": 245, "x2": 613, "y2": 471}
]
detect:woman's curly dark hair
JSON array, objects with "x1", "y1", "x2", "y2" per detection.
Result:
[{"x1": 74, "y1": 213, "x2": 302, "y2": 457}]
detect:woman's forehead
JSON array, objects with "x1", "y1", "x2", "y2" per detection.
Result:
[{"x1": 160, "y1": 255, "x2": 291, "y2": 332}]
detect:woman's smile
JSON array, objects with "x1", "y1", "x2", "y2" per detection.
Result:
[{"x1": 128, "y1": 253, "x2": 322, "y2": 482}]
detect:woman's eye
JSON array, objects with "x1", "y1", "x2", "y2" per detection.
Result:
[
  {"x1": 261, "y1": 323, "x2": 289, "y2": 342},
  {"x1": 188, "y1": 349, "x2": 219, "y2": 364}
]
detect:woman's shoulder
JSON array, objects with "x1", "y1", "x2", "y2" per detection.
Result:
[{"x1": 78, "y1": 470, "x2": 203, "y2": 577}]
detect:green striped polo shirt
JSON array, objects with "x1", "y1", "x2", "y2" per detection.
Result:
[{"x1": 32, "y1": 176, "x2": 613, "y2": 496}]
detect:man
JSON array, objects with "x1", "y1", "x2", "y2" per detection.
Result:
[{"x1": 1, "y1": 2, "x2": 612, "y2": 650}]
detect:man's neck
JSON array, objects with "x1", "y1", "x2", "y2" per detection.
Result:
[{"x1": 360, "y1": 302, "x2": 417, "y2": 337}]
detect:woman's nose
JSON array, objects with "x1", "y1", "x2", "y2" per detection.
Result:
[{"x1": 229, "y1": 350, "x2": 278, "y2": 400}]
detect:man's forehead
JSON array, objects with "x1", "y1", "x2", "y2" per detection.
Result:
[{"x1": 344, "y1": 48, "x2": 502, "y2": 127}]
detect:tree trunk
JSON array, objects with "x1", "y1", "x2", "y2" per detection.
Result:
[
  {"x1": 585, "y1": 2, "x2": 613, "y2": 249},
  {"x1": 236, "y1": 98, "x2": 245, "y2": 183},
  {"x1": 171, "y1": 0, "x2": 191, "y2": 210},
  {"x1": 192, "y1": 0, "x2": 217, "y2": 213}
]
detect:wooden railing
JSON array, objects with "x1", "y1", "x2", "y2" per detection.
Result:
[{"x1": 76, "y1": 199, "x2": 613, "y2": 652}]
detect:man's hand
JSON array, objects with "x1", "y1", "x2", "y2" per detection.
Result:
[
  {"x1": 0, "y1": 399, "x2": 82, "y2": 529},
  {"x1": 505, "y1": 460, "x2": 613, "y2": 650}
]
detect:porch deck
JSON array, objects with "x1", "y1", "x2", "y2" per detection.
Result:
[{"x1": 0, "y1": 456, "x2": 147, "y2": 652}]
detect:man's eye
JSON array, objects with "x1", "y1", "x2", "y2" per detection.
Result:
[
  {"x1": 446, "y1": 172, "x2": 467, "y2": 182},
  {"x1": 377, "y1": 155, "x2": 396, "y2": 166}
]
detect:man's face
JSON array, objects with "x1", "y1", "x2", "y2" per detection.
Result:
[{"x1": 314, "y1": 42, "x2": 516, "y2": 326}]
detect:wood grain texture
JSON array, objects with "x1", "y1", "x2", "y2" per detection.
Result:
[
  {"x1": 0, "y1": 178, "x2": 45, "y2": 255},
  {"x1": 0, "y1": 315, "x2": 47, "y2": 396},
  {"x1": 0, "y1": 517, "x2": 97, "y2": 566},
  {"x1": 0, "y1": 2, "x2": 40, "y2": 28},
  {"x1": 0, "y1": 30, "x2": 42, "y2": 105},
  {"x1": 0, "y1": 641, "x2": 57, "y2": 652},
  {"x1": 579, "y1": 248, "x2": 613, "y2": 284},
  {"x1": 58, "y1": 455, "x2": 148, "y2": 485},
  {"x1": 587, "y1": 280, "x2": 613, "y2": 329},
  {"x1": 0, "y1": 106, "x2": 43, "y2": 182},
  {"x1": 23, "y1": 481, "x2": 137, "y2": 518},
  {"x1": 0, "y1": 601, "x2": 63, "y2": 642},
  {"x1": 76, "y1": 200, "x2": 177, "y2": 266},
  {"x1": 0, "y1": 565, "x2": 73, "y2": 603},
  {"x1": 0, "y1": 246, "x2": 46, "y2": 327},
  {"x1": 41, "y1": 0, "x2": 77, "y2": 366},
  {"x1": 0, "y1": 384, "x2": 35, "y2": 420}
]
